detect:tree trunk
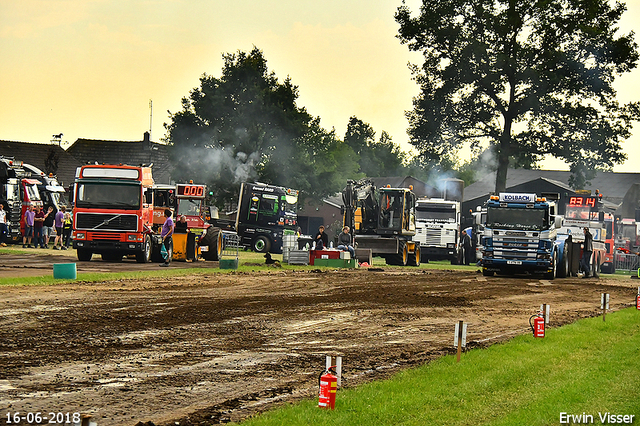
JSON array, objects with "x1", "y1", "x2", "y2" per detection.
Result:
[
  {"x1": 494, "y1": 119, "x2": 512, "y2": 193},
  {"x1": 495, "y1": 150, "x2": 509, "y2": 193}
]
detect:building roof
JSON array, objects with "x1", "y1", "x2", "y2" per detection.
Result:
[
  {"x1": 464, "y1": 168, "x2": 640, "y2": 205},
  {"x1": 66, "y1": 132, "x2": 171, "y2": 183},
  {"x1": 0, "y1": 140, "x2": 83, "y2": 188}
]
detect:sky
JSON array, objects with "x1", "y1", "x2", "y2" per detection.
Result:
[{"x1": 1, "y1": 0, "x2": 639, "y2": 172}]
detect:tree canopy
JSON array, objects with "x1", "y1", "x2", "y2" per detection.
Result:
[
  {"x1": 344, "y1": 116, "x2": 410, "y2": 177},
  {"x1": 396, "y1": 0, "x2": 640, "y2": 192},
  {"x1": 164, "y1": 47, "x2": 363, "y2": 207}
]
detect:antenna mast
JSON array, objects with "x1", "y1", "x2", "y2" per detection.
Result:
[{"x1": 149, "y1": 99, "x2": 153, "y2": 140}]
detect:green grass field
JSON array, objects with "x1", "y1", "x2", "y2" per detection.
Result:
[{"x1": 238, "y1": 308, "x2": 640, "y2": 426}]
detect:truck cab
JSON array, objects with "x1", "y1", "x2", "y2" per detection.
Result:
[{"x1": 482, "y1": 193, "x2": 562, "y2": 279}]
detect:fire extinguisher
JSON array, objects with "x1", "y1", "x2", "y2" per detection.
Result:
[
  {"x1": 529, "y1": 311, "x2": 545, "y2": 338},
  {"x1": 318, "y1": 367, "x2": 338, "y2": 409}
]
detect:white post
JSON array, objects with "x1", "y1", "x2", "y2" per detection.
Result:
[
  {"x1": 336, "y1": 356, "x2": 342, "y2": 387},
  {"x1": 325, "y1": 355, "x2": 331, "y2": 371}
]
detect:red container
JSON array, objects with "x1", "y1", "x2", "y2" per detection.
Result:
[{"x1": 309, "y1": 249, "x2": 340, "y2": 265}]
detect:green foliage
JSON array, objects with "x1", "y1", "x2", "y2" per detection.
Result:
[
  {"x1": 238, "y1": 308, "x2": 640, "y2": 426},
  {"x1": 396, "y1": 0, "x2": 640, "y2": 193},
  {"x1": 344, "y1": 116, "x2": 410, "y2": 178},
  {"x1": 164, "y1": 47, "x2": 360, "y2": 206}
]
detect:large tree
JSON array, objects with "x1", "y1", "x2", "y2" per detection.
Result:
[
  {"x1": 396, "y1": 0, "x2": 640, "y2": 192},
  {"x1": 164, "y1": 47, "x2": 357, "y2": 207},
  {"x1": 344, "y1": 116, "x2": 409, "y2": 177}
]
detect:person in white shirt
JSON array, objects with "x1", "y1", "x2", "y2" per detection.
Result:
[{"x1": 0, "y1": 204, "x2": 7, "y2": 247}]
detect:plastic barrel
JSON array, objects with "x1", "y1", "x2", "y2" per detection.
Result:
[{"x1": 53, "y1": 263, "x2": 77, "y2": 279}]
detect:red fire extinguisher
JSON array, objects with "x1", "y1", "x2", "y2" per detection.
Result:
[
  {"x1": 318, "y1": 368, "x2": 338, "y2": 409},
  {"x1": 529, "y1": 311, "x2": 545, "y2": 338}
]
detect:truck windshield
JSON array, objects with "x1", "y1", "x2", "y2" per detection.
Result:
[
  {"x1": 177, "y1": 199, "x2": 201, "y2": 216},
  {"x1": 76, "y1": 183, "x2": 141, "y2": 209},
  {"x1": 416, "y1": 205, "x2": 456, "y2": 222},
  {"x1": 284, "y1": 194, "x2": 297, "y2": 215},
  {"x1": 25, "y1": 184, "x2": 40, "y2": 202},
  {"x1": 487, "y1": 207, "x2": 547, "y2": 231}
]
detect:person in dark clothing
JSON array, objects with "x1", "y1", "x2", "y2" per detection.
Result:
[
  {"x1": 337, "y1": 225, "x2": 355, "y2": 257},
  {"x1": 314, "y1": 225, "x2": 329, "y2": 250},
  {"x1": 581, "y1": 227, "x2": 594, "y2": 277},
  {"x1": 175, "y1": 215, "x2": 188, "y2": 233}
]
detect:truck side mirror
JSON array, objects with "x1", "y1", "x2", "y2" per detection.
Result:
[{"x1": 554, "y1": 216, "x2": 563, "y2": 228}]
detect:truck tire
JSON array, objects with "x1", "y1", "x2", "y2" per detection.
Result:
[
  {"x1": 557, "y1": 243, "x2": 569, "y2": 278},
  {"x1": 593, "y1": 253, "x2": 601, "y2": 278},
  {"x1": 408, "y1": 244, "x2": 421, "y2": 267},
  {"x1": 136, "y1": 235, "x2": 151, "y2": 263},
  {"x1": 544, "y1": 249, "x2": 557, "y2": 280},
  {"x1": 252, "y1": 235, "x2": 271, "y2": 253},
  {"x1": 200, "y1": 227, "x2": 222, "y2": 261},
  {"x1": 77, "y1": 248, "x2": 92, "y2": 261},
  {"x1": 385, "y1": 241, "x2": 408, "y2": 266}
]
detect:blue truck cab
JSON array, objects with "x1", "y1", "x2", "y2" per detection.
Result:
[{"x1": 482, "y1": 193, "x2": 563, "y2": 279}]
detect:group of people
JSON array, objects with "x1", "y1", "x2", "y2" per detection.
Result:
[
  {"x1": 21, "y1": 205, "x2": 73, "y2": 250},
  {"x1": 312, "y1": 224, "x2": 355, "y2": 258}
]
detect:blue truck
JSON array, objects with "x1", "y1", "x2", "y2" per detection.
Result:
[{"x1": 481, "y1": 193, "x2": 565, "y2": 279}]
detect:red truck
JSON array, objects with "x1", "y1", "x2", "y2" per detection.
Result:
[{"x1": 72, "y1": 164, "x2": 156, "y2": 262}]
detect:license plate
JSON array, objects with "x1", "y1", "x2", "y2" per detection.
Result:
[{"x1": 507, "y1": 260, "x2": 522, "y2": 265}]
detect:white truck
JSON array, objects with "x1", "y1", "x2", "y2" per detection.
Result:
[{"x1": 414, "y1": 198, "x2": 462, "y2": 264}]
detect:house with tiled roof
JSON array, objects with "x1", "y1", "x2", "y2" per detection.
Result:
[
  {"x1": 462, "y1": 168, "x2": 640, "y2": 225},
  {"x1": 66, "y1": 132, "x2": 171, "y2": 183},
  {"x1": 0, "y1": 140, "x2": 82, "y2": 188}
]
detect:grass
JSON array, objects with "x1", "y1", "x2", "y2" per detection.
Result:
[
  {"x1": 238, "y1": 308, "x2": 640, "y2": 426},
  {"x1": 0, "y1": 244, "x2": 480, "y2": 287}
]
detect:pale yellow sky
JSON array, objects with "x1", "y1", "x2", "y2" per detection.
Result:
[{"x1": 1, "y1": 0, "x2": 639, "y2": 172}]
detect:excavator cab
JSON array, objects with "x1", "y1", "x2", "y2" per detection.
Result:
[{"x1": 378, "y1": 188, "x2": 415, "y2": 236}]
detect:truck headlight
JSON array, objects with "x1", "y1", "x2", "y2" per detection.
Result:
[{"x1": 75, "y1": 232, "x2": 85, "y2": 240}]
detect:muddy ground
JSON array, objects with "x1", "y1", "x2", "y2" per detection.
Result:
[{"x1": 0, "y1": 250, "x2": 638, "y2": 425}]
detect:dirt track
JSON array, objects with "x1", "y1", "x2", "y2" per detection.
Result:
[{"x1": 0, "y1": 251, "x2": 638, "y2": 425}]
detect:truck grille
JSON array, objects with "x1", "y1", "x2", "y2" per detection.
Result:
[
  {"x1": 492, "y1": 237, "x2": 538, "y2": 260},
  {"x1": 76, "y1": 213, "x2": 138, "y2": 232}
]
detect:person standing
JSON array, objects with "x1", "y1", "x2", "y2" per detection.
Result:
[
  {"x1": 0, "y1": 204, "x2": 7, "y2": 247},
  {"x1": 62, "y1": 211, "x2": 73, "y2": 249},
  {"x1": 314, "y1": 225, "x2": 328, "y2": 250},
  {"x1": 42, "y1": 206, "x2": 55, "y2": 248},
  {"x1": 53, "y1": 206, "x2": 65, "y2": 250},
  {"x1": 33, "y1": 206, "x2": 45, "y2": 248},
  {"x1": 581, "y1": 227, "x2": 594, "y2": 278},
  {"x1": 23, "y1": 205, "x2": 35, "y2": 248},
  {"x1": 160, "y1": 208, "x2": 174, "y2": 266}
]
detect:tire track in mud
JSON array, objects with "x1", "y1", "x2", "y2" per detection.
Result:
[{"x1": 0, "y1": 269, "x2": 636, "y2": 425}]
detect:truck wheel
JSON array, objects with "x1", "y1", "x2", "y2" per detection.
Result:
[
  {"x1": 200, "y1": 227, "x2": 222, "y2": 261},
  {"x1": 408, "y1": 244, "x2": 421, "y2": 267},
  {"x1": 136, "y1": 235, "x2": 151, "y2": 263},
  {"x1": 77, "y1": 248, "x2": 92, "y2": 261},
  {"x1": 253, "y1": 235, "x2": 271, "y2": 253},
  {"x1": 593, "y1": 253, "x2": 601, "y2": 278},
  {"x1": 557, "y1": 243, "x2": 569, "y2": 278},
  {"x1": 544, "y1": 250, "x2": 557, "y2": 280}
]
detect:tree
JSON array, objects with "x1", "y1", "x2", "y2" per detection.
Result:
[
  {"x1": 344, "y1": 116, "x2": 409, "y2": 177},
  {"x1": 164, "y1": 47, "x2": 357, "y2": 207},
  {"x1": 396, "y1": 0, "x2": 640, "y2": 192}
]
